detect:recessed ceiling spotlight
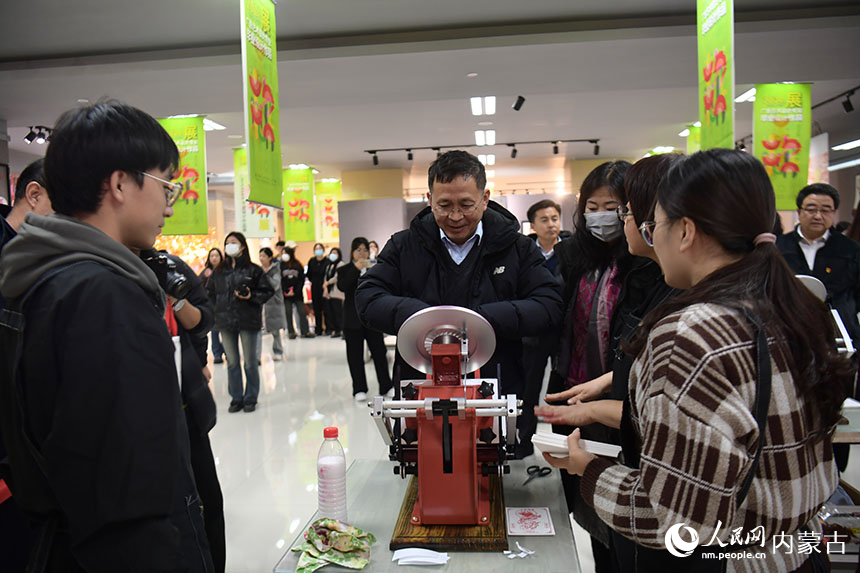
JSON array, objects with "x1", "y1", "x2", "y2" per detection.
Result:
[
  {"x1": 466, "y1": 72, "x2": 478, "y2": 78},
  {"x1": 228, "y1": 134, "x2": 243, "y2": 139},
  {"x1": 478, "y1": 121, "x2": 494, "y2": 127}
]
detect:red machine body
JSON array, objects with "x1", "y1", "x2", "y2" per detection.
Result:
[{"x1": 408, "y1": 342, "x2": 493, "y2": 525}]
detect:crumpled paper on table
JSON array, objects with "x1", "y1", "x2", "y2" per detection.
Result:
[{"x1": 291, "y1": 518, "x2": 377, "y2": 573}]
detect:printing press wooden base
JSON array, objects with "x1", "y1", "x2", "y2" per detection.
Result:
[{"x1": 389, "y1": 475, "x2": 507, "y2": 551}]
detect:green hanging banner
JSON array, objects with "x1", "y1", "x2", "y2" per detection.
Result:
[
  {"x1": 697, "y1": 0, "x2": 734, "y2": 150},
  {"x1": 157, "y1": 116, "x2": 208, "y2": 235},
  {"x1": 283, "y1": 168, "x2": 315, "y2": 241},
  {"x1": 241, "y1": 0, "x2": 282, "y2": 207},
  {"x1": 753, "y1": 83, "x2": 812, "y2": 210},
  {"x1": 686, "y1": 125, "x2": 702, "y2": 155},
  {"x1": 315, "y1": 180, "x2": 341, "y2": 243},
  {"x1": 234, "y1": 147, "x2": 276, "y2": 238}
]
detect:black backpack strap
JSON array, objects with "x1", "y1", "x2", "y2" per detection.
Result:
[{"x1": 735, "y1": 308, "x2": 772, "y2": 508}]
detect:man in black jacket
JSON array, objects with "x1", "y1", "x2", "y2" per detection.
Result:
[
  {"x1": 776, "y1": 183, "x2": 860, "y2": 346},
  {"x1": 0, "y1": 101, "x2": 213, "y2": 572},
  {"x1": 355, "y1": 151, "x2": 563, "y2": 405}
]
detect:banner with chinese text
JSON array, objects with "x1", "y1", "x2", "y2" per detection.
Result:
[
  {"x1": 241, "y1": 0, "x2": 282, "y2": 206},
  {"x1": 808, "y1": 133, "x2": 829, "y2": 184},
  {"x1": 315, "y1": 180, "x2": 341, "y2": 243},
  {"x1": 157, "y1": 116, "x2": 208, "y2": 235},
  {"x1": 234, "y1": 147, "x2": 275, "y2": 238},
  {"x1": 697, "y1": 0, "x2": 734, "y2": 150},
  {"x1": 686, "y1": 125, "x2": 702, "y2": 155},
  {"x1": 283, "y1": 168, "x2": 315, "y2": 241},
  {"x1": 753, "y1": 83, "x2": 811, "y2": 210}
]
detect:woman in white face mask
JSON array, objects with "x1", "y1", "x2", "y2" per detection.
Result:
[
  {"x1": 544, "y1": 160, "x2": 631, "y2": 571},
  {"x1": 207, "y1": 231, "x2": 275, "y2": 413}
]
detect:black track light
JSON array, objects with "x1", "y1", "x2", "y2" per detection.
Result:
[
  {"x1": 406, "y1": 149, "x2": 413, "y2": 161},
  {"x1": 512, "y1": 95, "x2": 526, "y2": 111},
  {"x1": 844, "y1": 94, "x2": 855, "y2": 113},
  {"x1": 511, "y1": 147, "x2": 518, "y2": 159},
  {"x1": 552, "y1": 143, "x2": 559, "y2": 155},
  {"x1": 23, "y1": 127, "x2": 37, "y2": 144},
  {"x1": 35, "y1": 130, "x2": 47, "y2": 145},
  {"x1": 593, "y1": 144, "x2": 600, "y2": 156},
  {"x1": 432, "y1": 147, "x2": 441, "y2": 158},
  {"x1": 372, "y1": 154, "x2": 379, "y2": 166}
]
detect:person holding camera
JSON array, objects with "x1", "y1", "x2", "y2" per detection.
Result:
[
  {"x1": 142, "y1": 248, "x2": 226, "y2": 572},
  {"x1": 207, "y1": 231, "x2": 274, "y2": 413}
]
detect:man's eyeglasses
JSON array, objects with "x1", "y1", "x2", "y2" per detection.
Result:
[
  {"x1": 639, "y1": 221, "x2": 656, "y2": 247},
  {"x1": 140, "y1": 171, "x2": 182, "y2": 207},
  {"x1": 616, "y1": 205, "x2": 632, "y2": 222},
  {"x1": 432, "y1": 202, "x2": 483, "y2": 218},
  {"x1": 800, "y1": 207, "x2": 835, "y2": 216}
]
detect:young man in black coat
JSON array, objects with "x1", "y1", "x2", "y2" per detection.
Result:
[
  {"x1": 0, "y1": 101, "x2": 213, "y2": 572},
  {"x1": 354, "y1": 150, "x2": 563, "y2": 407}
]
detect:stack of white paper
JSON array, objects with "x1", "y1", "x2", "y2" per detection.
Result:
[
  {"x1": 531, "y1": 430, "x2": 621, "y2": 458},
  {"x1": 392, "y1": 548, "x2": 450, "y2": 566}
]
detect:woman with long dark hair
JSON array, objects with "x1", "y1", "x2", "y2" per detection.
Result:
[
  {"x1": 545, "y1": 149, "x2": 852, "y2": 572},
  {"x1": 337, "y1": 237, "x2": 392, "y2": 401},
  {"x1": 199, "y1": 247, "x2": 225, "y2": 363},
  {"x1": 258, "y1": 247, "x2": 287, "y2": 361},
  {"x1": 549, "y1": 160, "x2": 631, "y2": 572},
  {"x1": 207, "y1": 232, "x2": 274, "y2": 413},
  {"x1": 323, "y1": 247, "x2": 345, "y2": 337},
  {"x1": 307, "y1": 242, "x2": 330, "y2": 335}
]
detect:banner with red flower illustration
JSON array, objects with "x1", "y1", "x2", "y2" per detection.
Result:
[
  {"x1": 234, "y1": 147, "x2": 276, "y2": 238},
  {"x1": 315, "y1": 180, "x2": 341, "y2": 243},
  {"x1": 241, "y1": 0, "x2": 282, "y2": 207},
  {"x1": 283, "y1": 168, "x2": 315, "y2": 241},
  {"x1": 753, "y1": 83, "x2": 812, "y2": 210},
  {"x1": 157, "y1": 116, "x2": 208, "y2": 235},
  {"x1": 697, "y1": 0, "x2": 734, "y2": 150}
]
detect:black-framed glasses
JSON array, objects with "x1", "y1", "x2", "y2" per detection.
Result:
[
  {"x1": 616, "y1": 205, "x2": 632, "y2": 222},
  {"x1": 800, "y1": 207, "x2": 835, "y2": 216},
  {"x1": 639, "y1": 221, "x2": 656, "y2": 247},
  {"x1": 140, "y1": 171, "x2": 182, "y2": 207},
  {"x1": 431, "y1": 201, "x2": 483, "y2": 218}
]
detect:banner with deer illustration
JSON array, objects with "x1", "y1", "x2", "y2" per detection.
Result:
[
  {"x1": 234, "y1": 147, "x2": 276, "y2": 238},
  {"x1": 753, "y1": 83, "x2": 812, "y2": 210},
  {"x1": 315, "y1": 180, "x2": 341, "y2": 243},
  {"x1": 283, "y1": 168, "x2": 315, "y2": 241},
  {"x1": 157, "y1": 116, "x2": 208, "y2": 235},
  {"x1": 241, "y1": 0, "x2": 282, "y2": 206},
  {"x1": 697, "y1": 0, "x2": 734, "y2": 150}
]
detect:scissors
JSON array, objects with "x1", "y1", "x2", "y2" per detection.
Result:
[{"x1": 522, "y1": 465, "x2": 552, "y2": 486}]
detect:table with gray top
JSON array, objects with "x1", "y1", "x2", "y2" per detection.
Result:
[{"x1": 274, "y1": 458, "x2": 581, "y2": 572}]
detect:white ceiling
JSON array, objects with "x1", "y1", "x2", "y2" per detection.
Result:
[{"x1": 2, "y1": 0, "x2": 859, "y2": 191}]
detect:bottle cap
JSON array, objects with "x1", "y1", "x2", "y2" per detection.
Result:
[{"x1": 324, "y1": 426, "x2": 338, "y2": 438}]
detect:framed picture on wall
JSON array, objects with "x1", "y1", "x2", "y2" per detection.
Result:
[{"x1": 0, "y1": 164, "x2": 10, "y2": 206}]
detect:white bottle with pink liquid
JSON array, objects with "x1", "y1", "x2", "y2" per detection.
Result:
[{"x1": 317, "y1": 426, "x2": 348, "y2": 522}]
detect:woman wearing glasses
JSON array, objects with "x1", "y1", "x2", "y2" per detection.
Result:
[
  {"x1": 537, "y1": 153, "x2": 681, "y2": 568},
  {"x1": 547, "y1": 160, "x2": 632, "y2": 572},
  {"x1": 207, "y1": 231, "x2": 274, "y2": 413},
  {"x1": 545, "y1": 149, "x2": 851, "y2": 572}
]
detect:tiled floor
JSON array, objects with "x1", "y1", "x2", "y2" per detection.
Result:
[{"x1": 208, "y1": 332, "x2": 593, "y2": 572}]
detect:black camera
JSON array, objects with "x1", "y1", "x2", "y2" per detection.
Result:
[
  {"x1": 235, "y1": 276, "x2": 252, "y2": 299},
  {"x1": 141, "y1": 250, "x2": 191, "y2": 300}
]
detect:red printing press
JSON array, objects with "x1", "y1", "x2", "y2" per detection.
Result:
[{"x1": 370, "y1": 306, "x2": 520, "y2": 525}]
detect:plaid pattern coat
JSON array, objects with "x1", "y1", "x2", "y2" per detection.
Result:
[{"x1": 581, "y1": 303, "x2": 837, "y2": 572}]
